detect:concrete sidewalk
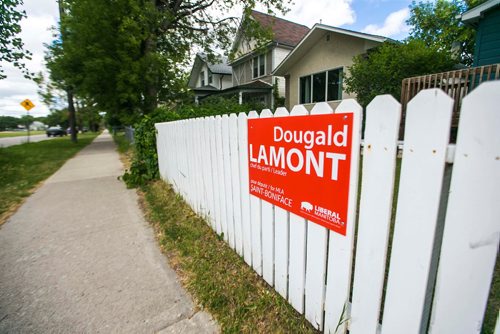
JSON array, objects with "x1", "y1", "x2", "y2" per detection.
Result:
[{"x1": 0, "y1": 131, "x2": 218, "y2": 333}]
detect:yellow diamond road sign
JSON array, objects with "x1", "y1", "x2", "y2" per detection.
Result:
[{"x1": 21, "y1": 99, "x2": 35, "y2": 111}]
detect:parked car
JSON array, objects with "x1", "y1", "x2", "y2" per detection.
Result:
[
  {"x1": 66, "y1": 126, "x2": 79, "y2": 134},
  {"x1": 46, "y1": 127, "x2": 67, "y2": 137}
]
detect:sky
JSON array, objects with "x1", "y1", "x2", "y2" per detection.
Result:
[{"x1": 0, "y1": 0, "x2": 413, "y2": 118}]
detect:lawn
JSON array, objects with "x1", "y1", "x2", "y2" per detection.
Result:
[
  {"x1": 0, "y1": 131, "x2": 45, "y2": 138},
  {"x1": 0, "y1": 133, "x2": 99, "y2": 224},
  {"x1": 141, "y1": 181, "x2": 319, "y2": 334}
]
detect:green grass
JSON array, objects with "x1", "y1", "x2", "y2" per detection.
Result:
[
  {"x1": 112, "y1": 131, "x2": 132, "y2": 154},
  {"x1": 0, "y1": 131, "x2": 45, "y2": 138},
  {"x1": 0, "y1": 133, "x2": 99, "y2": 224},
  {"x1": 141, "y1": 181, "x2": 319, "y2": 334}
]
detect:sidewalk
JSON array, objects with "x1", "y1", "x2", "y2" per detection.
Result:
[{"x1": 0, "y1": 131, "x2": 218, "y2": 333}]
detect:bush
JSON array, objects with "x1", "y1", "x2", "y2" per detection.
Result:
[
  {"x1": 344, "y1": 40, "x2": 456, "y2": 107},
  {"x1": 123, "y1": 97, "x2": 262, "y2": 188}
]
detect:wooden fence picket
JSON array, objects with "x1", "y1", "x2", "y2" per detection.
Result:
[
  {"x1": 260, "y1": 109, "x2": 275, "y2": 286},
  {"x1": 382, "y1": 89, "x2": 453, "y2": 334},
  {"x1": 274, "y1": 107, "x2": 290, "y2": 299},
  {"x1": 429, "y1": 81, "x2": 500, "y2": 334},
  {"x1": 323, "y1": 99, "x2": 362, "y2": 334},
  {"x1": 229, "y1": 114, "x2": 243, "y2": 256},
  {"x1": 305, "y1": 102, "x2": 333, "y2": 330},
  {"x1": 222, "y1": 115, "x2": 235, "y2": 248},
  {"x1": 349, "y1": 95, "x2": 401, "y2": 334},
  {"x1": 215, "y1": 116, "x2": 227, "y2": 238},
  {"x1": 208, "y1": 117, "x2": 220, "y2": 231},
  {"x1": 203, "y1": 118, "x2": 215, "y2": 225},
  {"x1": 238, "y1": 112, "x2": 253, "y2": 266},
  {"x1": 248, "y1": 110, "x2": 263, "y2": 275},
  {"x1": 287, "y1": 104, "x2": 309, "y2": 314}
]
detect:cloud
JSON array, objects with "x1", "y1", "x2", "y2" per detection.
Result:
[
  {"x1": 0, "y1": 1, "x2": 58, "y2": 117},
  {"x1": 285, "y1": 0, "x2": 356, "y2": 27},
  {"x1": 363, "y1": 7, "x2": 409, "y2": 37}
]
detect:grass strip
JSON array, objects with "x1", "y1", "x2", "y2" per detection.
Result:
[
  {"x1": 112, "y1": 132, "x2": 133, "y2": 170},
  {"x1": 0, "y1": 133, "x2": 99, "y2": 225},
  {"x1": 0, "y1": 131, "x2": 46, "y2": 138},
  {"x1": 140, "y1": 180, "x2": 319, "y2": 334}
]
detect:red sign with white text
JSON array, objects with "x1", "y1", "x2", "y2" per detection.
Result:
[{"x1": 248, "y1": 113, "x2": 353, "y2": 235}]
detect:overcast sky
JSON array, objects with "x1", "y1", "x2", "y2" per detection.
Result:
[{"x1": 0, "y1": 0, "x2": 412, "y2": 118}]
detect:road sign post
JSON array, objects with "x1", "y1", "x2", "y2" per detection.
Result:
[{"x1": 20, "y1": 99, "x2": 35, "y2": 144}]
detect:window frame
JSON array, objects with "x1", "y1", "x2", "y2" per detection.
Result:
[
  {"x1": 208, "y1": 70, "x2": 213, "y2": 85},
  {"x1": 252, "y1": 53, "x2": 266, "y2": 79},
  {"x1": 298, "y1": 67, "x2": 343, "y2": 104},
  {"x1": 200, "y1": 70, "x2": 205, "y2": 86}
]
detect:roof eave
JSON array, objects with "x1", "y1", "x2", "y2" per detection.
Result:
[
  {"x1": 461, "y1": 0, "x2": 500, "y2": 23},
  {"x1": 273, "y1": 23, "x2": 388, "y2": 76}
]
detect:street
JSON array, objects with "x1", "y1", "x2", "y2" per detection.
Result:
[{"x1": 0, "y1": 134, "x2": 55, "y2": 148}]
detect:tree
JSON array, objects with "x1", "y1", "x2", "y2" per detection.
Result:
[
  {"x1": 344, "y1": 40, "x2": 456, "y2": 107},
  {"x1": 44, "y1": 108, "x2": 69, "y2": 128},
  {"x1": 20, "y1": 114, "x2": 34, "y2": 129},
  {"x1": 0, "y1": 0, "x2": 32, "y2": 79},
  {"x1": 406, "y1": 0, "x2": 485, "y2": 65},
  {"x1": 0, "y1": 116, "x2": 20, "y2": 130},
  {"x1": 43, "y1": 0, "x2": 291, "y2": 125}
]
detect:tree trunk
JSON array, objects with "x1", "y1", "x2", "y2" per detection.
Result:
[
  {"x1": 68, "y1": 88, "x2": 77, "y2": 143},
  {"x1": 143, "y1": 34, "x2": 159, "y2": 114}
]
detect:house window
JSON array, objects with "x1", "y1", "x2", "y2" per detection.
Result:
[
  {"x1": 300, "y1": 76, "x2": 311, "y2": 104},
  {"x1": 200, "y1": 71, "x2": 205, "y2": 86},
  {"x1": 253, "y1": 53, "x2": 266, "y2": 78},
  {"x1": 299, "y1": 68, "x2": 343, "y2": 104},
  {"x1": 208, "y1": 71, "x2": 213, "y2": 85}
]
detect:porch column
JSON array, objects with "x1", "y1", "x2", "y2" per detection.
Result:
[{"x1": 239, "y1": 91, "x2": 243, "y2": 105}]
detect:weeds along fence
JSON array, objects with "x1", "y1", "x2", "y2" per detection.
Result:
[{"x1": 155, "y1": 82, "x2": 499, "y2": 333}]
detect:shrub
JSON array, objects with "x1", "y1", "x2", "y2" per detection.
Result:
[{"x1": 123, "y1": 97, "x2": 262, "y2": 188}]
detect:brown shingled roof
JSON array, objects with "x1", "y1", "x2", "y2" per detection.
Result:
[{"x1": 251, "y1": 10, "x2": 309, "y2": 47}]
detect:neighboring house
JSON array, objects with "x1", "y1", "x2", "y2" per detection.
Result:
[
  {"x1": 30, "y1": 121, "x2": 46, "y2": 131},
  {"x1": 460, "y1": 0, "x2": 500, "y2": 66},
  {"x1": 187, "y1": 53, "x2": 232, "y2": 103},
  {"x1": 229, "y1": 10, "x2": 309, "y2": 108},
  {"x1": 273, "y1": 24, "x2": 389, "y2": 110}
]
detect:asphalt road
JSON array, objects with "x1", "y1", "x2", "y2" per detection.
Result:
[
  {"x1": 0, "y1": 131, "x2": 218, "y2": 333},
  {"x1": 0, "y1": 134, "x2": 56, "y2": 148}
]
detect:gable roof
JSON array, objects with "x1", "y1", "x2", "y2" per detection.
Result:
[
  {"x1": 273, "y1": 24, "x2": 390, "y2": 76},
  {"x1": 250, "y1": 10, "x2": 310, "y2": 47},
  {"x1": 199, "y1": 53, "x2": 232, "y2": 74},
  {"x1": 460, "y1": 0, "x2": 500, "y2": 25},
  {"x1": 188, "y1": 53, "x2": 232, "y2": 88}
]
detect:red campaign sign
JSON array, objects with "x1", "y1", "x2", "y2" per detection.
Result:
[{"x1": 248, "y1": 113, "x2": 353, "y2": 236}]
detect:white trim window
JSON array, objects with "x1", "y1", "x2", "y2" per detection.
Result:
[
  {"x1": 208, "y1": 70, "x2": 213, "y2": 85},
  {"x1": 299, "y1": 67, "x2": 343, "y2": 104},
  {"x1": 252, "y1": 53, "x2": 266, "y2": 78},
  {"x1": 200, "y1": 70, "x2": 205, "y2": 86}
]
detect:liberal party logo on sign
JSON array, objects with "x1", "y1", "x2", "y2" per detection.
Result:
[{"x1": 248, "y1": 113, "x2": 353, "y2": 236}]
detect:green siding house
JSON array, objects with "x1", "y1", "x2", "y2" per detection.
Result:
[{"x1": 461, "y1": 0, "x2": 500, "y2": 66}]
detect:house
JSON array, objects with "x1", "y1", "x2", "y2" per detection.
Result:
[
  {"x1": 273, "y1": 24, "x2": 389, "y2": 110},
  {"x1": 229, "y1": 10, "x2": 309, "y2": 108},
  {"x1": 30, "y1": 121, "x2": 46, "y2": 131},
  {"x1": 460, "y1": 0, "x2": 500, "y2": 66},
  {"x1": 187, "y1": 53, "x2": 233, "y2": 103}
]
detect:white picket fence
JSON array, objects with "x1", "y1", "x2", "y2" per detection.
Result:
[{"x1": 155, "y1": 82, "x2": 500, "y2": 333}]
